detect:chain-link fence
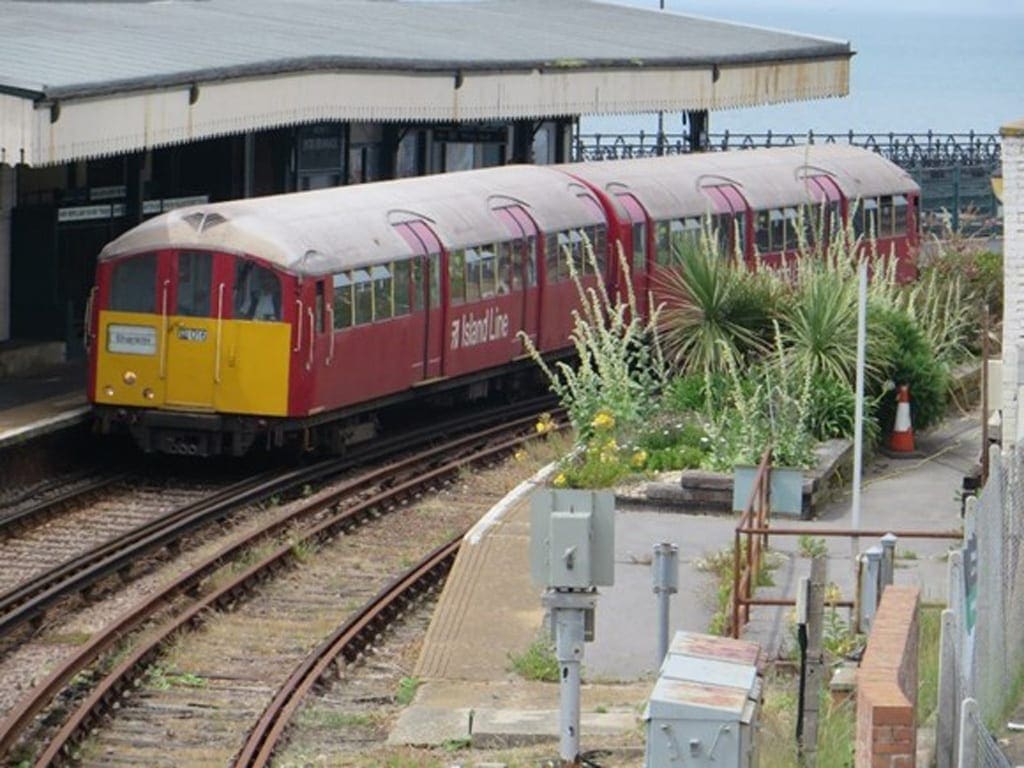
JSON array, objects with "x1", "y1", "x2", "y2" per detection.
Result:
[{"x1": 937, "y1": 444, "x2": 1024, "y2": 768}]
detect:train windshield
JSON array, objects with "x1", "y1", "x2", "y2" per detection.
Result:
[{"x1": 110, "y1": 253, "x2": 157, "y2": 313}]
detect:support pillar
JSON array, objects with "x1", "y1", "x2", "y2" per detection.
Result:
[{"x1": 0, "y1": 162, "x2": 13, "y2": 342}]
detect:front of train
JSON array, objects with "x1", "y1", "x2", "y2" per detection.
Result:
[{"x1": 87, "y1": 209, "x2": 298, "y2": 456}]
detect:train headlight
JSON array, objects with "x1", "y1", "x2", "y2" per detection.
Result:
[
  {"x1": 103, "y1": 385, "x2": 115, "y2": 397},
  {"x1": 122, "y1": 370, "x2": 137, "y2": 385},
  {"x1": 143, "y1": 388, "x2": 155, "y2": 400}
]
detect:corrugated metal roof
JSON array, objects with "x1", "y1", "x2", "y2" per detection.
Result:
[{"x1": 0, "y1": 0, "x2": 850, "y2": 98}]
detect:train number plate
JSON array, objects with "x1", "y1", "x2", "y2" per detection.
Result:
[
  {"x1": 107, "y1": 324, "x2": 157, "y2": 355},
  {"x1": 176, "y1": 327, "x2": 208, "y2": 342}
]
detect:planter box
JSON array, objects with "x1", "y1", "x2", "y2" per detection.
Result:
[
  {"x1": 732, "y1": 465, "x2": 804, "y2": 517},
  {"x1": 637, "y1": 438, "x2": 853, "y2": 519}
]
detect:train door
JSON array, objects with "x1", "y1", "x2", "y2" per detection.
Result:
[
  {"x1": 307, "y1": 278, "x2": 331, "y2": 411},
  {"x1": 491, "y1": 204, "x2": 539, "y2": 354},
  {"x1": 391, "y1": 219, "x2": 445, "y2": 380},
  {"x1": 804, "y1": 174, "x2": 843, "y2": 249},
  {"x1": 700, "y1": 184, "x2": 750, "y2": 260},
  {"x1": 612, "y1": 192, "x2": 650, "y2": 318},
  {"x1": 163, "y1": 250, "x2": 229, "y2": 409}
]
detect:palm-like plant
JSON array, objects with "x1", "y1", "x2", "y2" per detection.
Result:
[
  {"x1": 780, "y1": 264, "x2": 862, "y2": 384},
  {"x1": 656, "y1": 238, "x2": 776, "y2": 376}
]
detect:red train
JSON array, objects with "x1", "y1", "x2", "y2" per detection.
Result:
[{"x1": 86, "y1": 145, "x2": 920, "y2": 456}]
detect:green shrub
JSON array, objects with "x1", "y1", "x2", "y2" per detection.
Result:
[{"x1": 871, "y1": 307, "x2": 949, "y2": 436}]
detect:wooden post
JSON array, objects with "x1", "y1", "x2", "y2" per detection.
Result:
[{"x1": 799, "y1": 555, "x2": 827, "y2": 766}]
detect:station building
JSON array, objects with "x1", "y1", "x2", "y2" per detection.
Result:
[{"x1": 0, "y1": 0, "x2": 851, "y2": 364}]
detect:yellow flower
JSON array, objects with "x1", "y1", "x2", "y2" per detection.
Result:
[
  {"x1": 535, "y1": 413, "x2": 555, "y2": 435},
  {"x1": 590, "y1": 411, "x2": 615, "y2": 432},
  {"x1": 514, "y1": 449, "x2": 527, "y2": 461},
  {"x1": 631, "y1": 449, "x2": 648, "y2": 469},
  {"x1": 552, "y1": 473, "x2": 568, "y2": 488}
]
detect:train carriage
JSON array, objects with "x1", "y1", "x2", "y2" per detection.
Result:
[
  {"x1": 88, "y1": 165, "x2": 608, "y2": 456},
  {"x1": 564, "y1": 143, "x2": 921, "y2": 299},
  {"x1": 87, "y1": 145, "x2": 919, "y2": 456}
]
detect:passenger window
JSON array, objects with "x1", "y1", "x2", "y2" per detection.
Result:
[
  {"x1": 478, "y1": 247, "x2": 497, "y2": 297},
  {"x1": 654, "y1": 221, "x2": 670, "y2": 265},
  {"x1": 177, "y1": 251, "x2": 212, "y2": 317},
  {"x1": 631, "y1": 222, "x2": 646, "y2": 274},
  {"x1": 352, "y1": 268, "x2": 373, "y2": 324},
  {"x1": 525, "y1": 236, "x2": 537, "y2": 287},
  {"x1": 590, "y1": 225, "x2": 607, "y2": 275},
  {"x1": 465, "y1": 248, "x2": 482, "y2": 302},
  {"x1": 235, "y1": 261, "x2": 281, "y2": 321},
  {"x1": 429, "y1": 254, "x2": 441, "y2": 309},
  {"x1": 556, "y1": 232, "x2": 574, "y2": 279},
  {"x1": 892, "y1": 195, "x2": 908, "y2": 236},
  {"x1": 111, "y1": 253, "x2": 157, "y2": 313},
  {"x1": 372, "y1": 265, "x2": 392, "y2": 321},
  {"x1": 496, "y1": 242, "x2": 513, "y2": 294},
  {"x1": 394, "y1": 260, "x2": 411, "y2": 316},
  {"x1": 756, "y1": 211, "x2": 772, "y2": 253},
  {"x1": 545, "y1": 234, "x2": 559, "y2": 283},
  {"x1": 333, "y1": 272, "x2": 352, "y2": 329},
  {"x1": 861, "y1": 198, "x2": 879, "y2": 238},
  {"x1": 449, "y1": 251, "x2": 466, "y2": 305},
  {"x1": 879, "y1": 195, "x2": 894, "y2": 237}
]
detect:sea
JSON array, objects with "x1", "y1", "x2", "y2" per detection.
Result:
[{"x1": 583, "y1": 0, "x2": 1024, "y2": 138}]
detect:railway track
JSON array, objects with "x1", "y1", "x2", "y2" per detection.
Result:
[{"x1": 0, "y1": 404, "x2": 561, "y2": 765}]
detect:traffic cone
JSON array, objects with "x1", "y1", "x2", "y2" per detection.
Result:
[{"x1": 888, "y1": 384, "x2": 915, "y2": 453}]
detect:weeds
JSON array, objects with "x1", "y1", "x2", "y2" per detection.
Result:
[
  {"x1": 508, "y1": 637, "x2": 560, "y2": 683},
  {"x1": 396, "y1": 676, "x2": 420, "y2": 706}
]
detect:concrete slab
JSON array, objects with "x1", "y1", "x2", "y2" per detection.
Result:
[{"x1": 387, "y1": 706, "x2": 471, "y2": 746}]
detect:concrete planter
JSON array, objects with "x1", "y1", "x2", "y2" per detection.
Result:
[
  {"x1": 732, "y1": 465, "x2": 805, "y2": 518},
  {"x1": 638, "y1": 438, "x2": 853, "y2": 519}
]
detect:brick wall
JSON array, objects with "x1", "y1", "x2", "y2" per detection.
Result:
[
  {"x1": 1001, "y1": 121, "x2": 1024, "y2": 446},
  {"x1": 855, "y1": 586, "x2": 920, "y2": 767}
]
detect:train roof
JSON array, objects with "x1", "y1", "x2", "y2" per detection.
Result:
[
  {"x1": 564, "y1": 144, "x2": 919, "y2": 221},
  {"x1": 98, "y1": 164, "x2": 607, "y2": 275}
]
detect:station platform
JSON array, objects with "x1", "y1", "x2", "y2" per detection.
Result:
[
  {"x1": 0, "y1": 346, "x2": 89, "y2": 449},
  {"x1": 394, "y1": 411, "x2": 981, "y2": 757}
]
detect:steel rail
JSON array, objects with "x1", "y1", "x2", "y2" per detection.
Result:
[
  {"x1": 0, "y1": 413, "x2": 555, "y2": 763},
  {"x1": 0, "y1": 397, "x2": 555, "y2": 639},
  {"x1": 234, "y1": 535, "x2": 461, "y2": 767},
  {"x1": 0, "y1": 472, "x2": 125, "y2": 532},
  {"x1": 29, "y1": 430, "x2": 532, "y2": 766}
]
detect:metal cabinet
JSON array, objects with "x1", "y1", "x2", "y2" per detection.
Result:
[{"x1": 644, "y1": 631, "x2": 762, "y2": 767}]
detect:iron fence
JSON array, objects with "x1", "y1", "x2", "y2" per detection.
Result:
[{"x1": 572, "y1": 130, "x2": 1003, "y2": 239}]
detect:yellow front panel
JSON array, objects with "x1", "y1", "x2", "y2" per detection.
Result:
[
  {"x1": 95, "y1": 312, "x2": 290, "y2": 416},
  {"x1": 166, "y1": 317, "x2": 217, "y2": 408},
  {"x1": 96, "y1": 311, "x2": 165, "y2": 407}
]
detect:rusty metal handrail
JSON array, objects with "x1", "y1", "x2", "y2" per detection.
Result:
[
  {"x1": 732, "y1": 448, "x2": 772, "y2": 639},
  {"x1": 729, "y1": 448, "x2": 963, "y2": 639}
]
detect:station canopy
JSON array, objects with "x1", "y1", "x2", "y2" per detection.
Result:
[{"x1": 0, "y1": 0, "x2": 852, "y2": 167}]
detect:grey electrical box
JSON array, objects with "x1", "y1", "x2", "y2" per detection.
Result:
[
  {"x1": 643, "y1": 631, "x2": 762, "y2": 768},
  {"x1": 529, "y1": 489, "x2": 615, "y2": 589}
]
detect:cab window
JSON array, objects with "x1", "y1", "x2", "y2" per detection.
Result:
[
  {"x1": 110, "y1": 253, "x2": 157, "y2": 313},
  {"x1": 235, "y1": 261, "x2": 281, "y2": 321}
]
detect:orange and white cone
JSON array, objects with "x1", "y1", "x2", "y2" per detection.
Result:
[{"x1": 889, "y1": 384, "x2": 915, "y2": 453}]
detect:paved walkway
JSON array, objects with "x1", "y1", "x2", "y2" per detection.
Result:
[{"x1": 395, "y1": 409, "x2": 981, "y2": 749}]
